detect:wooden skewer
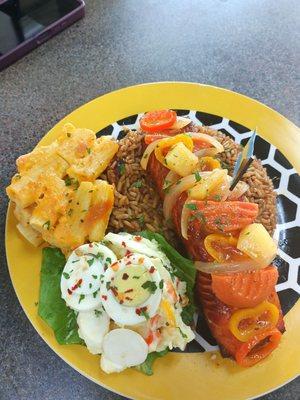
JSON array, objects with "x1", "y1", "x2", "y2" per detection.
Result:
[{"x1": 230, "y1": 156, "x2": 254, "y2": 191}]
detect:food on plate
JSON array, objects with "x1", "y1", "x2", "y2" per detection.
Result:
[
  {"x1": 38, "y1": 233, "x2": 195, "y2": 374},
  {"x1": 8, "y1": 108, "x2": 284, "y2": 374},
  {"x1": 138, "y1": 109, "x2": 283, "y2": 367},
  {"x1": 6, "y1": 123, "x2": 118, "y2": 253}
]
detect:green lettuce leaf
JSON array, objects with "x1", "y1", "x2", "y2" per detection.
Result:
[
  {"x1": 138, "y1": 231, "x2": 196, "y2": 325},
  {"x1": 135, "y1": 349, "x2": 169, "y2": 375},
  {"x1": 38, "y1": 247, "x2": 83, "y2": 345}
]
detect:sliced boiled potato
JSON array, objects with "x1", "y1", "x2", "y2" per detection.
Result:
[
  {"x1": 237, "y1": 223, "x2": 277, "y2": 266},
  {"x1": 165, "y1": 142, "x2": 198, "y2": 177},
  {"x1": 102, "y1": 329, "x2": 148, "y2": 372},
  {"x1": 77, "y1": 307, "x2": 110, "y2": 354},
  {"x1": 188, "y1": 168, "x2": 227, "y2": 200}
]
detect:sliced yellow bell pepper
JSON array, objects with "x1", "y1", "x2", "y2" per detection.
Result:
[
  {"x1": 229, "y1": 301, "x2": 279, "y2": 342},
  {"x1": 204, "y1": 233, "x2": 238, "y2": 262},
  {"x1": 154, "y1": 134, "x2": 194, "y2": 166}
]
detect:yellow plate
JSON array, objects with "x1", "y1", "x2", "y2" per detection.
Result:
[{"x1": 5, "y1": 82, "x2": 300, "y2": 400}]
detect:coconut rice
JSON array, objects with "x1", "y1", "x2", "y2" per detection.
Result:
[{"x1": 101, "y1": 125, "x2": 277, "y2": 241}]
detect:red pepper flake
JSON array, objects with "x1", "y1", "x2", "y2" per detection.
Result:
[
  {"x1": 121, "y1": 241, "x2": 126, "y2": 247},
  {"x1": 134, "y1": 236, "x2": 142, "y2": 241},
  {"x1": 125, "y1": 296, "x2": 133, "y2": 301},
  {"x1": 101, "y1": 295, "x2": 107, "y2": 301},
  {"x1": 67, "y1": 289, "x2": 72, "y2": 295},
  {"x1": 124, "y1": 288, "x2": 133, "y2": 293},
  {"x1": 89, "y1": 243, "x2": 93, "y2": 248},
  {"x1": 149, "y1": 266, "x2": 155, "y2": 273},
  {"x1": 111, "y1": 287, "x2": 118, "y2": 297},
  {"x1": 135, "y1": 306, "x2": 147, "y2": 316},
  {"x1": 125, "y1": 261, "x2": 132, "y2": 266},
  {"x1": 125, "y1": 250, "x2": 132, "y2": 257},
  {"x1": 122, "y1": 273, "x2": 129, "y2": 280},
  {"x1": 71, "y1": 278, "x2": 82, "y2": 291}
]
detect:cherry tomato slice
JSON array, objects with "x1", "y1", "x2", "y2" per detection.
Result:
[{"x1": 140, "y1": 110, "x2": 177, "y2": 132}]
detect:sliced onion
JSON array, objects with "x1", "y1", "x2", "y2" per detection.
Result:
[
  {"x1": 228, "y1": 181, "x2": 249, "y2": 200},
  {"x1": 140, "y1": 139, "x2": 162, "y2": 170},
  {"x1": 194, "y1": 148, "x2": 220, "y2": 158},
  {"x1": 163, "y1": 172, "x2": 211, "y2": 220},
  {"x1": 163, "y1": 170, "x2": 180, "y2": 191},
  {"x1": 194, "y1": 259, "x2": 263, "y2": 274},
  {"x1": 181, "y1": 198, "x2": 192, "y2": 239},
  {"x1": 209, "y1": 175, "x2": 231, "y2": 201},
  {"x1": 166, "y1": 116, "x2": 192, "y2": 132},
  {"x1": 186, "y1": 132, "x2": 224, "y2": 153}
]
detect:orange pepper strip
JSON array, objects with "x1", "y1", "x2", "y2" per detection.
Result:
[
  {"x1": 236, "y1": 328, "x2": 282, "y2": 367},
  {"x1": 198, "y1": 156, "x2": 221, "y2": 171},
  {"x1": 229, "y1": 301, "x2": 279, "y2": 342}
]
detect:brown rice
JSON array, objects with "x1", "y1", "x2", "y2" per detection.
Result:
[{"x1": 101, "y1": 124, "x2": 276, "y2": 242}]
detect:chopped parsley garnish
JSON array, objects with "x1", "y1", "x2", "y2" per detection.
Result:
[
  {"x1": 159, "y1": 279, "x2": 164, "y2": 289},
  {"x1": 137, "y1": 215, "x2": 145, "y2": 227},
  {"x1": 72, "y1": 260, "x2": 80, "y2": 263},
  {"x1": 43, "y1": 220, "x2": 50, "y2": 230},
  {"x1": 132, "y1": 275, "x2": 140, "y2": 279},
  {"x1": 89, "y1": 283, "x2": 92, "y2": 289},
  {"x1": 194, "y1": 171, "x2": 201, "y2": 182},
  {"x1": 94, "y1": 309, "x2": 102, "y2": 317},
  {"x1": 133, "y1": 180, "x2": 143, "y2": 188},
  {"x1": 214, "y1": 217, "x2": 225, "y2": 231},
  {"x1": 141, "y1": 280, "x2": 157, "y2": 294},
  {"x1": 87, "y1": 147, "x2": 91, "y2": 154},
  {"x1": 178, "y1": 327, "x2": 188, "y2": 339},
  {"x1": 141, "y1": 309, "x2": 150, "y2": 320},
  {"x1": 106, "y1": 257, "x2": 112, "y2": 264},
  {"x1": 65, "y1": 176, "x2": 79, "y2": 189},
  {"x1": 185, "y1": 203, "x2": 197, "y2": 211},
  {"x1": 92, "y1": 274, "x2": 98, "y2": 279},
  {"x1": 190, "y1": 211, "x2": 207, "y2": 224},
  {"x1": 92, "y1": 290, "x2": 99, "y2": 298},
  {"x1": 87, "y1": 258, "x2": 94, "y2": 267},
  {"x1": 213, "y1": 194, "x2": 222, "y2": 201},
  {"x1": 63, "y1": 272, "x2": 70, "y2": 279},
  {"x1": 78, "y1": 294, "x2": 85, "y2": 304},
  {"x1": 93, "y1": 252, "x2": 103, "y2": 259},
  {"x1": 106, "y1": 281, "x2": 111, "y2": 290},
  {"x1": 118, "y1": 161, "x2": 126, "y2": 175}
]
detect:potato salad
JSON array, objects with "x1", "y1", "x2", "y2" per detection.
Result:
[{"x1": 60, "y1": 233, "x2": 195, "y2": 373}]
